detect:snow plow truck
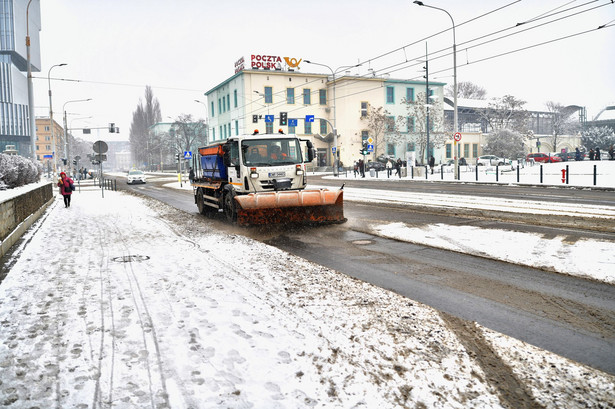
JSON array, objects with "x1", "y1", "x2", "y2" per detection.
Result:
[{"x1": 190, "y1": 132, "x2": 345, "y2": 226}]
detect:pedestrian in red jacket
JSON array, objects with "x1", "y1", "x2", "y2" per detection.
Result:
[{"x1": 57, "y1": 172, "x2": 74, "y2": 207}]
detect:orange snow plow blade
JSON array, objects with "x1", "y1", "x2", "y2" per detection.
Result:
[{"x1": 234, "y1": 189, "x2": 345, "y2": 226}]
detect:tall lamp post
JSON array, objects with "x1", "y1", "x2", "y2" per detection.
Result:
[
  {"x1": 63, "y1": 98, "x2": 92, "y2": 174},
  {"x1": 413, "y1": 1, "x2": 458, "y2": 179},
  {"x1": 48, "y1": 63, "x2": 67, "y2": 175},
  {"x1": 304, "y1": 61, "x2": 358, "y2": 176},
  {"x1": 194, "y1": 99, "x2": 209, "y2": 145},
  {"x1": 25, "y1": 0, "x2": 37, "y2": 160}
]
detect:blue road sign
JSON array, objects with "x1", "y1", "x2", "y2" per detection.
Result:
[
  {"x1": 184, "y1": 151, "x2": 192, "y2": 159},
  {"x1": 43, "y1": 154, "x2": 53, "y2": 158},
  {"x1": 305, "y1": 115, "x2": 315, "y2": 123},
  {"x1": 332, "y1": 147, "x2": 337, "y2": 153},
  {"x1": 288, "y1": 119, "x2": 298, "y2": 127},
  {"x1": 265, "y1": 115, "x2": 274, "y2": 123},
  {"x1": 367, "y1": 144, "x2": 374, "y2": 152}
]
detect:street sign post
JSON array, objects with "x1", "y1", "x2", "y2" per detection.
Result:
[
  {"x1": 288, "y1": 119, "x2": 298, "y2": 127},
  {"x1": 265, "y1": 115, "x2": 274, "y2": 123},
  {"x1": 184, "y1": 151, "x2": 192, "y2": 160},
  {"x1": 305, "y1": 115, "x2": 315, "y2": 123}
]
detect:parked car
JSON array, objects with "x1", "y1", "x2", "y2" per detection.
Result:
[
  {"x1": 444, "y1": 158, "x2": 468, "y2": 166},
  {"x1": 526, "y1": 153, "x2": 562, "y2": 163},
  {"x1": 476, "y1": 155, "x2": 506, "y2": 166},
  {"x1": 127, "y1": 169, "x2": 147, "y2": 184},
  {"x1": 366, "y1": 161, "x2": 386, "y2": 171}
]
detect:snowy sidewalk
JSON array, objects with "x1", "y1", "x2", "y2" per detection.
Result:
[{"x1": 0, "y1": 188, "x2": 614, "y2": 408}]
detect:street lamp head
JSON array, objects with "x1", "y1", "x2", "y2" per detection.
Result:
[
  {"x1": 304, "y1": 60, "x2": 312, "y2": 63},
  {"x1": 413, "y1": 1, "x2": 424, "y2": 5},
  {"x1": 59, "y1": 63, "x2": 67, "y2": 67}
]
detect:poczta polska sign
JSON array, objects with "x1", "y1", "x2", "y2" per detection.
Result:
[{"x1": 235, "y1": 54, "x2": 302, "y2": 73}]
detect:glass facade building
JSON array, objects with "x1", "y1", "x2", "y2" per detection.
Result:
[{"x1": 0, "y1": 0, "x2": 41, "y2": 156}]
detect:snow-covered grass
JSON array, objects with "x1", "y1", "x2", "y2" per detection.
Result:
[{"x1": 0, "y1": 186, "x2": 614, "y2": 408}]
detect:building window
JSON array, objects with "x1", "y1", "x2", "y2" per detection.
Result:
[
  {"x1": 227, "y1": 95, "x2": 230, "y2": 111},
  {"x1": 44, "y1": 126, "x2": 50, "y2": 131},
  {"x1": 289, "y1": 124, "x2": 296, "y2": 134},
  {"x1": 220, "y1": 125, "x2": 223, "y2": 139},
  {"x1": 407, "y1": 117, "x2": 415, "y2": 132},
  {"x1": 319, "y1": 89, "x2": 327, "y2": 105},
  {"x1": 304, "y1": 121, "x2": 312, "y2": 134},
  {"x1": 287, "y1": 88, "x2": 295, "y2": 104},
  {"x1": 266, "y1": 122, "x2": 273, "y2": 134},
  {"x1": 361, "y1": 102, "x2": 368, "y2": 117},
  {"x1": 387, "y1": 143, "x2": 395, "y2": 156},
  {"x1": 446, "y1": 144, "x2": 452, "y2": 159},
  {"x1": 386, "y1": 86, "x2": 394, "y2": 103},
  {"x1": 320, "y1": 119, "x2": 327, "y2": 135},
  {"x1": 407, "y1": 142, "x2": 415, "y2": 152},
  {"x1": 218, "y1": 99, "x2": 222, "y2": 114},
  {"x1": 235, "y1": 120, "x2": 239, "y2": 135},
  {"x1": 212, "y1": 128, "x2": 216, "y2": 140},
  {"x1": 303, "y1": 88, "x2": 311, "y2": 105},
  {"x1": 264, "y1": 86, "x2": 273, "y2": 103},
  {"x1": 211, "y1": 101, "x2": 215, "y2": 117},
  {"x1": 406, "y1": 87, "x2": 414, "y2": 102},
  {"x1": 464, "y1": 143, "x2": 469, "y2": 158},
  {"x1": 386, "y1": 116, "x2": 395, "y2": 132},
  {"x1": 361, "y1": 130, "x2": 369, "y2": 143},
  {"x1": 472, "y1": 143, "x2": 478, "y2": 158}
]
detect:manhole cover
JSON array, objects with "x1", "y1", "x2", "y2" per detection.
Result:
[
  {"x1": 111, "y1": 255, "x2": 150, "y2": 263},
  {"x1": 352, "y1": 240, "x2": 373, "y2": 245}
]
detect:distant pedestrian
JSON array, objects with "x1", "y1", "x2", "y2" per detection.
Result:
[
  {"x1": 353, "y1": 161, "x2": 359, "y2": 177},
  {"x1": 589, "y1": 149, "x2": 595, "y2": 161},
  {"x1": 57, "y1": 172, "x2": 74, "y2": 208},
  {"x1": 189, "y1": 167, "x2": 195, "y2": 183},
  {"x1": 595, "y1": 147, "x2": 601, "y2": 161},
  {"x1": 609, "y1": 145, "x2": 614, "y2": 160},
  {"x1": 429, "y1": 156, "x2": 435, "y2": 175},
  {"x1": 358, "y1": 159, "x2": 365, "y2": 178},
  {"x1": 575, "y1": 147, "x2": 581, "y2": 161},
  {"x1": 386, "y1": 160, "x2": 392, "y2": 177},
  {"x1": 395, "y1": 158, "x2": 402, "y2": 178}
]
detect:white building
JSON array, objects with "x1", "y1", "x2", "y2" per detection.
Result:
[{"x1": 205, "y1": 54, "x2": 443, "y2": 168}]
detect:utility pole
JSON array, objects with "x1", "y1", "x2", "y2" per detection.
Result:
[{"x1": 424, "y1": 43, "x2": 430, "y2": 165}]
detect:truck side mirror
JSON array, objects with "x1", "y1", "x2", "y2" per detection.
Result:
[{"x1": 305, "y1": 140, "x2": 315, "y2": 163}]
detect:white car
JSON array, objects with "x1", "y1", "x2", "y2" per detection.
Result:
[
  {"x1": 476, "y1": 155, "x2": 507, "y2": 166},
  {"x1": 127, "y1": 170, "x2": 147, "y2": 184}
]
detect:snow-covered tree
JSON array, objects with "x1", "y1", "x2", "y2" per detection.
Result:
[
  {"x1": 168, "y1": 114, "x2": 208, "y2": 155},
  {"x1": 397, "y1": 92, "x2": 446, "y2": 164},
  {"x1": 480, "y1": 95, "x2": 530, "y2": 134},
  {"x1": 360, "y1": 105, "x2": 393, "y2": 159},
  {"x1": 129, "y1": 86, "x2": 162, "y2": 167},
  {"x1": 545, "y1": 101, "x2": 582, "y2": 152},
  {"x1": 445, "y1": 81, "x2": 487, "y2": 100},
  {"x1": 581, "y1": 126, "x2": 615, "y2": 151},
  {"x1": 483, "y1": 129, "x2": 527, "y2": 159},
  {"x1": 0, "y1": 154, "x2": 42, "y2": 189}
]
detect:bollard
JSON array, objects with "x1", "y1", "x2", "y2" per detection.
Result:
[
  {"x1": 425, "y1": 166, "x2": 428, "y2": 180},
  {"x1": 441, "y1": 165, "x2": 444, "y2": 180},
  {"x1": 475, "y1": 165, "x2": 478, "y2": 181},
  {"x1": 517, "y1": 165, "x2": 520, "y2": 183},
  {"x1": 594, "y1": 164, "x2": 597, "y2": 186},
  {"x1": 540, "y1": 165, "x2": 543, "y2": 184},
  {"x1": 410, "y1": 166, "x2": 414, "y2": 179},
  {"x1": 496, "y1": 165, "x2": 499, "y2": 182},
  {"x1": 566, "y1": 165, "x2": 569, "y2": 185}
]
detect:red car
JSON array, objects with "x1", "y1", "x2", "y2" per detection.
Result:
[{"x1": 526, "y1": 153, "x2": 562, "y2": 163}]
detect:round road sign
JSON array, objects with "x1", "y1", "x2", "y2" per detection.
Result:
[
  {"x1": 454, "y1": 132, "x2": 462, "y2": 142},
  {"x1": 93, "y1": 140, "x2": 108, "y2": 154}
]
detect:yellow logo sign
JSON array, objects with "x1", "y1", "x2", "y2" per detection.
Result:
[{"x1": 284, "y1": 57, "x2": 302, "y2": 68}]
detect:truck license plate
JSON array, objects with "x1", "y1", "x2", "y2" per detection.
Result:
[{"x1": 268, "y1": 172, "x2": 286, "y2": 177}]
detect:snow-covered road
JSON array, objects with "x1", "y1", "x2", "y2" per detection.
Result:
[{"x1": 0, "y1": 185, "x2": 613, "y2": 408}]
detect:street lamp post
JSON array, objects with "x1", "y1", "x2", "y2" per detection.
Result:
[
  {"x1": 48, "y1": 63, "x2": 67, "y2": 175},
  {"x1": 413, "y1": 1, "x2": 458, "y2": 179},
  {"x1": 304, "y1": 61, "x2": 358, "y2": 176},
  {"x1": 194, "y1": 99, "x2": 209, "y2": 145},
  {"x1": 25, "y1": 0, "x2": 37, "y2": 160},
  {"x1": 63, "y1": 99, "x2": 92, "y2": 174}
]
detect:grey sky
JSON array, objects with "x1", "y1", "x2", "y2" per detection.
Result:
[{"x1": 35, "y1": 0, "x2": 615, "y2": 141}]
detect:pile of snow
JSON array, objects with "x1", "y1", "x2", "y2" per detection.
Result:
[{"x1": 0, "y1": 188, "x2": 613, "y2": 408}]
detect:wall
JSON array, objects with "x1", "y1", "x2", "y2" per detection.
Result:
[{"x1": 0, "y1": 182, "x2": 53, "y2": 257}]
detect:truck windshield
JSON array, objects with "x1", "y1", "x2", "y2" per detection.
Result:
[{"x1": 241, "y1": 139, "x2": 303, "y2": 166}]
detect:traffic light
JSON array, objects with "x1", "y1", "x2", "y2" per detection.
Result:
[
  {"x1": 72, "y1": 160, "x2": 77, "y2": 165},
  {"x1": 279, "y1": 112, "x2": 288, "y2": 126},
  {"x1": 359, "y1": 140, "x2": 368, "y2": 156},
  {"x1": 62, "y1": 158, "x2": 67, "y2": 165},
  {"x1": 427, "y1": 89, "x2": 435, "y2": 105},
  {"x1": 252, "y1": 115, "x2": 258, "y2": 123},
  {"x1": 175, "y1": 153, "x2": 180, "y2": 161},
  {"x1": 109, "y1": 123, "x2": 115, "y2": 133}
]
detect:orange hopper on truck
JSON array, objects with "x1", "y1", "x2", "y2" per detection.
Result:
[{"x1": 190, "y1": 132, "x2": 345, "y2": 226}]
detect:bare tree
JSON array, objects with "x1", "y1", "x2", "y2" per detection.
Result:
[
  {"x1": 168, "y1": 114, "x2": 208, "y2": 155},
  {"x1": 445, "y1": 81, "x2": 487, "y2": 100},
  {"x1": 360, "y1": 105, "x2": 393, "y2": 159},
  {"x1": 397, "y1": 92, "x2": 446, "y2": 164},
  {"x1": 479, "y1": 95, "x2": 530, "y2": 134},
  {"x1": 545, "y1": 101, "x2": 581, "y2": 152},
  {"x1": 129, "y1": 86, "x2": 162, "y2": 168}
]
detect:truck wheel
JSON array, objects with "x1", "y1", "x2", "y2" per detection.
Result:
[
  {"x1": 224, "y1": 191, "x2": 237, "y2": 223},
  {"x1": 196, "y1": 189, "x2": 206, "y2": 215}
]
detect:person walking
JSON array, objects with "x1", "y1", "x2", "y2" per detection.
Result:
[
  {"x1": 386, "y1": 159, "x2": 392, "y2": 177},
  {"x1": 57, "y1": 172, "x2": 74, "y2": 208},
  {"x1": 395, "y1": 158, "x2": 402, "y2": 178},
  {"x1": 609, "y1": 145, "x2": 614, "y2": 160},
  {"x1": 189, "y1": 167, "x2": 195, "y2": 183},
  {"x1": 429, "y1": 156, "x2": 435, "y2": 175},
  {"x1": 575, "y1": 147, "x2": 581, "y2": 161},
  {"x1": 589, "y1": 149, "x2": 595, "y2": 161},
  {"x1": 595, "y1": 147, "x2": 601, "y2": 161}
]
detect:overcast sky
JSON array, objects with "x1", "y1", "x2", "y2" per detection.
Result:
[{"x1": 34, "y1": 0, "x2": 615, "y2": 142}]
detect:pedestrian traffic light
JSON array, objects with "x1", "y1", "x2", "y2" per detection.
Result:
[
  {"x1": 72, "y1": 160, "x2": 77, "y2": 165},
  {"x1": 253, "y1": 115, "x2": 258, "y2": 123},
  {"x1": 62, "y1": 158, "x2": 67, "y2": 165},
  {"x1": 279, "y1": 112, "x2": 288, "y2": 126},
  {"x1": 176, "y1": 153, "x2": 180, "y2": 161},
  {"x1": 109, "y1": 123, "x2": 115, "y2": 133}
]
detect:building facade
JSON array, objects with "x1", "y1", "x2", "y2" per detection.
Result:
[
  {"x1": 35, "y1": 117, "x2": 64, "y2": 172},
  {"x1": 0, "y1": 0, "x2": 41, "y2": 156},
  {"x1": 205, "y1": 55, "x2": 443, "y2": 168}
]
